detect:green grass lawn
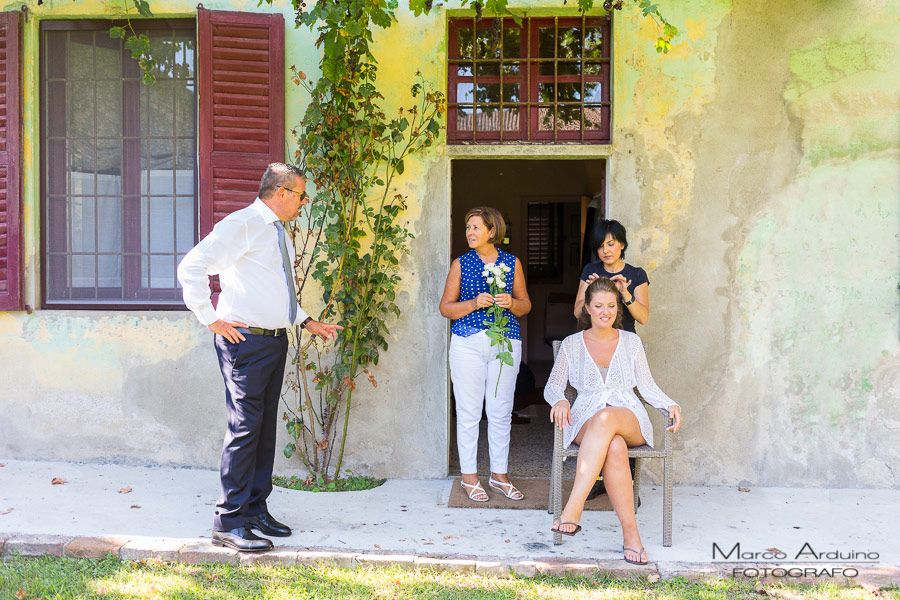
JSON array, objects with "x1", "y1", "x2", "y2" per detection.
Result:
[{"x1": 0, "y1": 556, "x2": 896, "y2": 600}]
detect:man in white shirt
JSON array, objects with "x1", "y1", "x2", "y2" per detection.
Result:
[{"x1": 178, "y1": 162, "x2": 342, "y2": 552}]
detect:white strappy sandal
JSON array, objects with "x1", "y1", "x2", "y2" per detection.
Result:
[
  {"x1": 489, "y1": 477, "x2": 524, "y2": 501},
  {"x1": 460, "y1": 479, "x2": 489, "y2": 502}
]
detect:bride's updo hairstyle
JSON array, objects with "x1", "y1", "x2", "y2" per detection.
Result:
[{"x1": 578, "y1": 277, "x2": 623, "y2": 331}]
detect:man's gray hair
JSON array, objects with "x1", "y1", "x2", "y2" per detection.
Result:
[{"x1": 258, "y1": 162, "x2": 305, "y2": 199}]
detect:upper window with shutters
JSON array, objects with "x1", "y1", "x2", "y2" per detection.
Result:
[
  {"x1": 41, "y1": 20, "x2": 197, "y2": 307},
  {"x1": 448, "y1": 16, "x2": 611, "y2": 144}
]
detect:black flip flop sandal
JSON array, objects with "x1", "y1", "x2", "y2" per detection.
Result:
[
  {"x1": 623, "y1": 546, "x2": 648, "y2": 565},
  {"x1": 551, "y1": 519, "x2": 582, "y2": 536}
]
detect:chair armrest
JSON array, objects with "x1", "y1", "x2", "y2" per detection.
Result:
[{"x1": 643, "y1": 400, "x2": 674, "y2": 428}]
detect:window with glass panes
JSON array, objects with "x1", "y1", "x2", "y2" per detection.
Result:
[
  {"x1": 42, "y1": 21, "x2": 196, "y2": 307},
  {"x1": 448, "y1": 16, "x2": 610, "y2": 143}
]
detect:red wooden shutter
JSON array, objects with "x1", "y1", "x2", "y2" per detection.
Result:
[
  {"x1": 198, "y1": 8, "x2": 285, "y2": 239},
  {"x1": 0, "y1": 11, "x2": 22, "y2": 311}
]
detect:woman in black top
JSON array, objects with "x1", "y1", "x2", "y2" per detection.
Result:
[{"x1": 573, "y1": 219, "x2": 649, "y2": 332}]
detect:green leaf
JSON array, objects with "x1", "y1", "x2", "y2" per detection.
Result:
[
  {"x1": 498, "y1": 351, "x2": 514, "y2": 366},
  {"x1": 132, "y1": 0, "x2": 153, "y2": 18},
  {"x1": 283, "y1": 443, "x2": 295, "y2": 459},
  {"x1": 109, "y1": 26, "x2": 126, "y2": 40},
  {"x1": 345, "y1": 20, "x2": 363, "y2": 37}
]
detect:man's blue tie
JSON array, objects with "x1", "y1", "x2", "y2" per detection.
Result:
[{"x1": 275, "y1": 221, "x2": 298, "y2": 325}]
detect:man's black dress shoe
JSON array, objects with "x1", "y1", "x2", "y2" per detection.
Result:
[
  {"x1": 211, "y1": 527, "x2": 273, "y2": 552},
  {"x1": 244, "y1": 512, "x2": 292, "y2": 537}
]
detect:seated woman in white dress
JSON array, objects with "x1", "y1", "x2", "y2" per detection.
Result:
[{"x1": 544, "y1": 278, "x2": 682, "y2": 565}]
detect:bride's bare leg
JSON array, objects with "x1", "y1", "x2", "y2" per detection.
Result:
[
  {"x1": 553, "y1": 407, "x2": 643, "y2": 535},
  {"x1": 602, "y1": 435, "x2": 645, "y2": 562}
]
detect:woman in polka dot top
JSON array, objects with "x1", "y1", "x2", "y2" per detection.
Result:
[{"x1": 439, "y1": 206, "x2": 532, "y2": 503}]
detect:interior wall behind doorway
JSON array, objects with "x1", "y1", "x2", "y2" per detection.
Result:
[{"x1": 451, "y1": 159, "x2": 606, "y2": 383}]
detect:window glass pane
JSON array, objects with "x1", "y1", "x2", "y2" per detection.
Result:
[
  {"x1": 148, "y1": 80, "x2": 175, "y2": 137},
  {"x1": 71, "y1": 197, "x2": 96, "y2": 253},
  {"x1": 584, "y1": 27, "x2": 603, "y2": 59},
  {"x1": 501, "y1": 62, "x2": 520, "y2": 75},
  {"x1": 457, "y1": 62, "x2": 473, "y2": 76},
  {"x1": 539, "y1": 83, "x2": 555, "y2": 103},
  {"x1": 584, "y1": 104, "x2": 604, "y2": 130},
  {"x1": 476, "y1": 63, "x2": 499, "y2": 76},
  {"x1": 149, "y1": 35, "x2": 176, "y2": 80},
  {"x1": 557, "y1": 60, "x2": 581, "y2": 76},
  {"x1": 457, "y1": 82, "x2": 474, "y2": 103},
  {"x1": 70, "y1": 81, "x2": 95, "y2": 137},
  {"x1": 69, "y1": 138, "x2": 96, "y2": 195},
  {"x1": 585, "y1": 62, "x2": 602, "y2": 76},
  {"x1": 538, "y1": 106, "x2": 555, "y2": 131},
  {"x1": 148, "y1": 197, "x2": 176, "y2": 253},
  {"x1": 503, "y1": 84, "x2": 520, "y2": 103},
  {"x1": 68, "y1": 32, "x2": 95, "y2": 80},
  {"x1": 501, "y1": 108, "x2": 520, "y2": 131},
  {"x1": 457, "y1": 26, "x2": 474, "y2": 60},
  {"x1": 98, "y1": 255, "x2": 122, "y2": 289},
  {"x1": 475, "y1": 83, "x2": 501, "y2": 104},
  {"x1": 584, "y1": 81, "x2": 603, "y2": 103},
  {"x1": 474, "y1": 28, "x2": 498, "y2": 60},
  {"x1": 176, "y1": 197, "x2": 195, "y2": 253},
  {"x1": 557, "y1": 104, "x2": 582, "y2": 131},
  {"x1": 143, "y1": 139, "x2": 175, "y2": 194},
  {"x1": 97, "y1": 140, "x2": 122, "y2": 180},
  {"x1": 149, "y1": 254, "x2": 176, "y2": 289},
  {"x1": 502, "y1": 27, "x2": 521, "y2": 58},
  {"x1": 456, "y1": 105, "x2": 474, "y2": 131},
  {"x1": 95, "y1": 79, "x2": 123, "y2": 138},
  {"x1": 71, "y1": 254, "x2": 96, "y2": 289},
  {"x1": 557, "y1": 82, "x2": 583, "y2": 102},
  {"x1": 539, "y1": 27, "x2": 555, "y2": 75},
  {"x1": 475, "y1": 107, "x2": 501, "y2": 131},
  {"x1": 557, "y1": 27, "x2": 582, "y2": 59},
  {"x1": 97, "y1": 196, "x2": 123, "y2": 253}
]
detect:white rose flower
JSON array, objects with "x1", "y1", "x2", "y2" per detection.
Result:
[
  {"x1": 502, "y1": 265, "x2": 511, "y2": 272},
  {"x1": 497, "y1": 281, "x2": 505, "y2": 289},
  {"x1": 482, "y1": 270, "x2": 489, "y2": 277},
  {"x1": 487, "y1": 277, "x2": 494, "y2": 284}
]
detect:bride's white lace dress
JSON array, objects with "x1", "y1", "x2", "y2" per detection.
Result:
[{"x1": 544, "y1": 330, "x2": 677, "y2": 449}]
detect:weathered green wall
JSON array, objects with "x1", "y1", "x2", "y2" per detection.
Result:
[
  {"x1": 1, "y1": 0, "x2": 898, "y2": 486},
  {"x1": 607, "y1": 0, "x2": 900, "y2": 486}
]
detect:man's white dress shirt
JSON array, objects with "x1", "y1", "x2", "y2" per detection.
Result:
[{"x1": 177, "y1": 198, "x2": 310, "y2": 329}]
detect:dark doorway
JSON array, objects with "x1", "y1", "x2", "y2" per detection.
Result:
[{"x1": 448, "y1": 159, "x2": 606, "y2": 478}]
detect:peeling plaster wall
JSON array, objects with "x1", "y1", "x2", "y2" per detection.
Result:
[{"x1": 2, "y1": 0, "x2": 899, "y2": 486}]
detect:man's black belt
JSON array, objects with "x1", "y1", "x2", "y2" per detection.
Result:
[{"x1": 236, "y1": 327, "x2": 286, "y2": 337}]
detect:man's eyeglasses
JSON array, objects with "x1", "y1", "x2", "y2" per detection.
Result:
[{"x1": 281, "y1": 186, "x2": 309, "y2": 202}]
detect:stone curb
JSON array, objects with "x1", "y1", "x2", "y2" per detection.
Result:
[{"x1": 0, "y1": 535, "x2": 897, "y2": 587}]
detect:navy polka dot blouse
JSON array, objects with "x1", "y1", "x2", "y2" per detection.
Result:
[{"x1": 451, "y1": 249, "x2": 521, "y2": 340}]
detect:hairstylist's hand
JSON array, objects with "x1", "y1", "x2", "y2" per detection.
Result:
[{"x1": 609, "y1": 274, "x2": 632, "y2": 297}]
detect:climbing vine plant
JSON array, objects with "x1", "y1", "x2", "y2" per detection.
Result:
[{"x1": 262, "y1": 0, "x2": 444, "y2": 483}]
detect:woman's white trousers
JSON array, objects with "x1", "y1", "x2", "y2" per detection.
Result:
[{"x1": 449, "y1": 331, "x2": 522, "y2": 474}]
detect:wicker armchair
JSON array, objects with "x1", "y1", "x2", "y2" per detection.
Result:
[{"x1": 549, "y1": 340, "x2": 675, "y2": 546}]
